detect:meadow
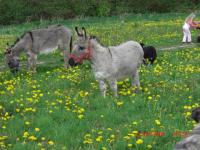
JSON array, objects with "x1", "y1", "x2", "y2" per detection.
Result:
[{"x1": 0, "y1": 13, "x2": 200, "y2": 150}]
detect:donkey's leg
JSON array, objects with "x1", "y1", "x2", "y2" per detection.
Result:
[
  {"x1": 63, "y1": 50, "x2": 69, "y2": 68},
  {"x1": 99, "y1": 80, "x2": 107, "y2": 97},
  {"x1": 27, "y1": 57, "x2": 31, "y2": 70},
  {"x1": 131, "y1": 70, "x2": 140, "y2": 93},
  {"x1": 108, "y1": 79, "x2": 118, "y2": 97},
  {"x1": 27, "y1": 53, "x2": 37, "y2": 72},
  {"x1": 31, "y1": 54, "x2": 37, "y2": 72},
  {"x1": 59, "y1": 42, "x2": 69, "y2": 68}
]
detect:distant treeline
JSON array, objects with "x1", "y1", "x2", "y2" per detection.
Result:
[{"x1": 0, "y1": 0, "x2": 200, "y2": 25}]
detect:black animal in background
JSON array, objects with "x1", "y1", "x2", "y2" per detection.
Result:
[
  {"x1": 197, "y1": 35, "x2": 200, "y2": 43},
  {"x1": 140, "y1": 43, "x2": 157, "y2": 65}
]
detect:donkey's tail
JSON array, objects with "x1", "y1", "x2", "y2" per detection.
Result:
[{"x1": 70, "y1": 36, "x2": 73, "y2": 53}]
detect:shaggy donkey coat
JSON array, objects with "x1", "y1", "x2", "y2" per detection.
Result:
[
  {"x1": 174, "y1": 107, "x2": 200, "y2": 150},
  {"x1": 70, "y1": 27, "x2": 144, "y2": 97},
  {"x1": 5, "y1": 25, "x2": 72, "y2": 72}
]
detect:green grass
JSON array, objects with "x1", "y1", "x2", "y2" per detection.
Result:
[{"x1": 0, "y1": 13, "x2": 200, "y2": 150}]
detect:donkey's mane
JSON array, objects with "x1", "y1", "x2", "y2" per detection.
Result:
[
  {"x1": 11, "y1": 25, "x2": 62, "y2": 48},
  {"x1": 90, "y1": 35, "x2": 106, "y2": 47}
]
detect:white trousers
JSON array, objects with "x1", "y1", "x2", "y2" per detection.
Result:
[{"x1": 182, "y1": 23, "x2": 192, "y2": 42}]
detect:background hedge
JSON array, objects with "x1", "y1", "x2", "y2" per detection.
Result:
[{"x1": 0, "y1": 0, "x2": 200, "y2": 25}]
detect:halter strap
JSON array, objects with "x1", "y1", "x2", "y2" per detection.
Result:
[{"x1": 69, "y1": 40, "x2": 92, "y2": 63}]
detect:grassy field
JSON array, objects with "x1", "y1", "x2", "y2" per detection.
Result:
[{"x1": 0, "y1": 13, "x2": 200, "y2": 150}]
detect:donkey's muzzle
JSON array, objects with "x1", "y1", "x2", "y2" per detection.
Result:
[
  {"x1": 69, "y1": 58, "x2": 78, "y2": 67},
  {"x1": 8, "y1": 60, "x2": 19, "y2": 73}
]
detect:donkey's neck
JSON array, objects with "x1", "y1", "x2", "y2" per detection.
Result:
[
  {"x1": 12, "y1": 42, "x2": 23, "y2": 57},
  {"x1": 12, "y1": 34, "x2": 32, "y2": 57},
  {"x1": 91, "y1": 43, "x2": 112, "y2": 69}
]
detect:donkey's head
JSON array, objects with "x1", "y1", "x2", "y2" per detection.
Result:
[
  {"x1": 5, "y1": 44, "x2": 19, "y2": 73},
  {"x1": 69, "y1": 27, "x2": 90, "y2": 66}
]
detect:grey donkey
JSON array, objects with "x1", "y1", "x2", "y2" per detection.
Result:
[
  {"x1": 5, "y1": 25, "x2": 72, "y2": 73},
  {"x1": 69, "y1": 27, "x2": 144, "y2": 97},
  {"x1": 174, "y1": 107, "x2": 200, "y2": 150}
]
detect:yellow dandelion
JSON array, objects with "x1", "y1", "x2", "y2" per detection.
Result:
[
  {"x1": 83, "y1": 139, "x2": 93, "y2": 144},
  {"x1": 185, "y1": 112, "x2": 191, "y2": 117},
  {"x1": 147, "y1": 144, "x2": 152, "y2": 149},
  {"x1": 132, "y1": 130, "x2": 138, "y2": 134},
  {"x1": 123, "y1": 136, "x2": 130, "y2": 140},
  {"x1": 155, "y1": 119, "x2": 161, "y2": 125},
  {"x1": 136, "y1": 139, "x2": 143, "y2": 144},
  {"x1": 28, "y1": 135, "x2": 37, "y2": 141},
  {"x1": 110, "y1": 134, "x2": 115, "y2": 139},
  {"x1": 107, "y1": 128, "x2": 112, "y2": 131},
  {"x1": 41, "y1": 137, "x2": 45, "y2": 141},
  {"x1": 25, "y1": 121, "x2": 30, "y2": 125},
  {"x1": 35, "y1": 128, "x2": 40, "y2": 132},
  {"x1": 102, "y1": 147, "x2": 107, "y2": 150},
  {"x1": 23, "y1": 131, "x2": 29, "y2": 138},
  {"x1": 78, "y1": 114, "x2": 84, "y2": 119},
  {"x1": 132, "y1": 121, "x2": 138, "y2": 125},
  {"x1": 37, "y1": 143, "x2": 42, "y2": 146},
  {"x1": 48, "y1": 140, "x2": 54, "y2": 145},
  {"x1": 116, "y1": 101, "x2": 124, "y2": 106},
  {"x1": 96, "y1": 136, "x2": 103, "y2": 142},
  {"x1": 128, "y1": 143, "x2": 133, "y2": 147}
]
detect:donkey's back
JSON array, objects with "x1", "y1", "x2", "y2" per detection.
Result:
[
  {"x1": 31, "y1": 25, "x2": 72, "y2": 54},
  {"x1": 110, "y1": 41, "x2": 144, "y2": 78},
  {"x1": 111, "y1": 41, "x2": 143, "y2": 62}
]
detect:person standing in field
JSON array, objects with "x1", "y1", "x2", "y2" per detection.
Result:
[{"x1": 182, "y1": 13, "x2": 199, "y2": 43}]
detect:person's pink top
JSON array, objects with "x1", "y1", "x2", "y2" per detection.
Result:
[{"x1": 187, "y1": 20, "x2": 198, "y2": 28}]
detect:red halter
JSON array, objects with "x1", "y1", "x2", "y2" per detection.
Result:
[{"x1": 69, "y1": 40, "x2": 92, "y2": 63}]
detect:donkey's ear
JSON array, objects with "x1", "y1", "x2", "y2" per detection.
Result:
[
  {"x1": 6, "y1": 43, "x2": 9, "y2": 48},
  {"x1": 75, "y1": 26, "x2": 81, "y2": 36},
  {"x1": 5, "y1": 49, "x2": 11, "y2": 55},
  {"x1": 5, "y1": 43, "x2": 10, "y2": 54},
  {"x1": 82, "y1": 27, "x2": 87, "y2": 39},
  {"x1": 140, "y1": 42, "x2": 145, "y2": 47}
]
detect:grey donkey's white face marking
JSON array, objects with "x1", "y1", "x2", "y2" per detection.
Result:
[{"x1": 70, "y1": 27, "x2": 144, "y2": 97}]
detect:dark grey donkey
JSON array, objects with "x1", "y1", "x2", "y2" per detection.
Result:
[
  {"x1": 174, "y1": 107, "x2": 200, "y2": 150},
  {"x1": 5, "y1": 25, "x2": 72, "y2": 73}
]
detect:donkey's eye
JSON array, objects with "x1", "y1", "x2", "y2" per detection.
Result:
[{"x1": 79, "y1": 46, "x2": 85, "y2": 50}]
